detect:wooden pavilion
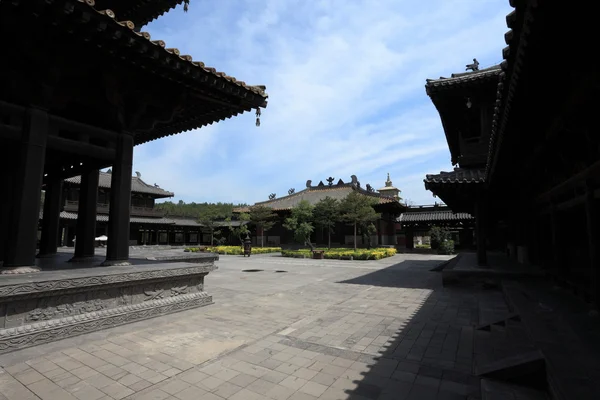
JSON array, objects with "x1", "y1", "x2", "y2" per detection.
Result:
[
  {"x1": 424, "y1": 1, "x2": 599, "y2": 306},
  {"x1": 0, "y1": 0, "x2": 268, "y2": 273}
]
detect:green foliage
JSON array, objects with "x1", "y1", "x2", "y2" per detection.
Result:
[
  {"x1": 360, "y1": 223, "x2": 378, "y2": 249},
  {"x1": 313, "y1": 197, "x2": 340, "y2": 249},
  {"x1": 156, "y1": 201, "x2": 246, "y2": 218},
  {"x1": 415, "y1": 244, "x2": 431, "y2": 249},
  {"x1": 283, "y1": 200, "x2": 315, "y2": 250},
  {"x1": 226, "y1": 212, "x2": 250, "y2": 247},
  {"x1": 186, "y1": 246, "x2": 281, "y2": 255},
  {"x1": 339, "y1": 192, "x2": 380, "y2": 250},
  {"x1": 197, "y1": 205, "x2": 229, "y2": 245},
  {"x1": 281, "y1": 247, "x2": 396, "y2": 260},
  {"x1": 438, "y1": 239, "x2": 455, "y2": 255},
  {"x1": 429, "y1": 226, "x2": 451, "y2": 250},
  {"x1": 249, "y1": 205, "x2": 278, "y2": 247}
]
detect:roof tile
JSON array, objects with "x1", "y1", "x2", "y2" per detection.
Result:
[
  {"x1": 64, "y1": 172, "x2": 174, "y2": 197},
  {"x1": 424, "y1": 168, "x2": 485, "y2": 185}
]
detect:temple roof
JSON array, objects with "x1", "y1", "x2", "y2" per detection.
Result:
[
  {"x1": 64, "y1": 171, "x2": 174, "y2": 198},
  {"x1": 235, "y1": 177, "x2": 402, "y2": 212},
  {"x1": 425, "y1": 65, "x2": 502, "y2": 95},
  {"x1": 3, "y1": 0, "x2": 268, "y2": 145},
  {"x1": 95, "y1": 0, "x2": 185, "y2": 27},
  {"x1": 424, "y1": 168, "x2": 485, "y2": 187},
  {"x1": 398, "y1": 210, "x2": 473, "y2": 223}
]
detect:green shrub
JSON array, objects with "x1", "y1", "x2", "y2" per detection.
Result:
[
  {"x1": 415, "y1": 244, "x2": 431, "y2": 249},
  {"x1": 438, "y1": 240, "x2": 455, "y2": 255},
  {"x1": 281, "y1": 247, "x2": 396, "y2": 260},
  {"x1": 185, "y1": 246, "x2": 282, "y2": 255}
]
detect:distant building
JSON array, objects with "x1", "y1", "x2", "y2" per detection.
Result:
[
  {"x1": 39, "y1": 171, "x2": 230, "y2": 246},
  {"x1": 235, "y1": 175, "x2": 405, "y2": 247}
]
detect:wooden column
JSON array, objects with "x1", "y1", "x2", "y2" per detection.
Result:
[
  {"x1": 0, "y1": 143, "x2": 15, "y2": 267},
  {"x1": 475, "y1": 196, "x2": 488, "y2": 266},
  {"x1": 406, "y1": 228, "x2": 414, "y2": 250},
  {"x1": 2, "y1": 108, "x2": 48, "y2": 273},
  {"x1": 550, "y1": 203, "x2": 561, "y2": 278},
  {"x1": 72, "y1": 169, "x2": 99, "y2": 261},
  {"x1": 104, "y1": 133, "x2": 133, "y2": 266},
  {"x1": 585, "y1": 181, "x2": 599, "y2": 306},
  {"x1": 38, "y1": 179, "x2": 63, "y2": 257}
]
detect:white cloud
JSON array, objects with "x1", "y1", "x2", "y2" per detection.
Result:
[{"x1": 135, "y1": 0, "x2": 512, "y2": 206}]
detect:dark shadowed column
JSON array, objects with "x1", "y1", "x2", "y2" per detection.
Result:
[
  {"x1": 585, "y1": 181, "x2": 599, "y2": 307},
  {"x1": 2, "y1": 108, "x2": 48, "y2": 274},
  {"x1": 0, "y1": 152, "x2": 15, "y2": 267},
  {"x1": 104, "y1": 133, "x2": 133, "y2": 266},
  {"x1": 475, "y1": 197, "x2": 488, "y2": 267},
  {"x1": 72, "y1": 169, "x2": 99, "y2": 261},
  {"x1": 38, "y1": 179, "x2": 63, "y2": 257}
]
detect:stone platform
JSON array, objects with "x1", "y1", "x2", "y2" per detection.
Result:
[
  {"x1": 442, "y1": 252, "x2": 545, "y2": 286},
  {"x1": 0, "y1": 253, "x2": 217, "y2": 354}
]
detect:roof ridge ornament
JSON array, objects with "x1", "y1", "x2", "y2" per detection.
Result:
[
  {"x1": 269, "y1": 193, "x2": 276, "y2": 200},
  {"x1": 385, "y1": 172, "x2": 393, "y2": 187},
  {"x1": 288, "y1": 188, "x2": 295, "y2": 195},
  {"x1": 326, "y1": 177, "x2": 335, "y2": 186},
  {"x1": 465, "y1": 58, "x2": 479, "y2": 72}
]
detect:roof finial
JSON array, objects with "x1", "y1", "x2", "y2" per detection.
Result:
[
  {"x1": 465, "y1": 58, "x2": 479, "y2": 72},
  {"x1": 385, "y1": 173, "x2": 393, "y2": 187}
]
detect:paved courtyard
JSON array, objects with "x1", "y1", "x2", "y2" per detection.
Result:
[{"x1": 0, "y1": 252, "x2": 509, "y2": 400}]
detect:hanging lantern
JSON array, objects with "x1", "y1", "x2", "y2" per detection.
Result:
[
  {"x1": 183, "y1": 0, "x2": 189, "y2": 12},
  {"x1": 255, "y1": 108, "x2": 261, "y2": 127}
]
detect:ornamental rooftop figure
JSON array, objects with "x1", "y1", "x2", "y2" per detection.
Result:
[{"x1": 377, "y1": 173, "x2": 401, "y2": 200}]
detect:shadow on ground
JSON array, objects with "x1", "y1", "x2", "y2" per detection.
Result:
[{"x1": 335, "y1": 261, "x2": 486, "y2": 399}]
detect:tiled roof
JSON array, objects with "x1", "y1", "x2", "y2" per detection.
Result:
[
  {"x1": 96, "y1": 0, "x2": 184, "y2": 27},
  {"x1": 398, "y1": 211, "x2": 473, "y2": 223},
  {"x1": 425, "y1": 65, "x2": 502, "y2": 95},
  {"x1": 237, "y1": 184, "x2": 399, "y2": 212},
  {"x1": 485, "y1": 3, "x2": 531, "y2": 181},
  {"x1": 170, "y1": 218, "x2": 247, "y2": 227},
  {"x1": 6, "y1": 0, "x2": 268, "y2": 144},
  {"x1": 64, "y1": 172, "x2": 174, "y2": 198},
  {"x1": 40, "y1": 211, "x2": 175, "y2": 225},
  {"x1": 424, "y1": 168, "x2": 485, "y2": 186}
]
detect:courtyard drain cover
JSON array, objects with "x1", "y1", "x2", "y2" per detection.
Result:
[
  {"x1": 275, "y1": 270, "x2": 288, "y2": 273},
  {"x1": 242, "y1": 269, "x2": 264, "y2": 272}
]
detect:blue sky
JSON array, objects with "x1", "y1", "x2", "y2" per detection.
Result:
[{"x1": 131, "y1": 0, "x2": 512, "y2": 206}]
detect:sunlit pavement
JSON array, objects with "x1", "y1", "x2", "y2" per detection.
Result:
[{"x1": 1, "y1": 252, "x2": 505, "y2": 400}]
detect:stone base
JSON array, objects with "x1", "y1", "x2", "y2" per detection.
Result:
[
  {"x1": 0, "y1": 261, "x2": 216, "y2": 354},
  {"x1": 100, "y1": 259, "x2": 132, "y2": 267},
  {"x1": 68, "y1": 256, "x2": 97, "y2": 263},
  {"x1": 0, "y1": 266, "x2": 41, "y2": 275}
]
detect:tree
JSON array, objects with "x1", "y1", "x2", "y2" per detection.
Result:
[
  {"x1": 339, "y1": 192, "x2": 380, "y2": 250},
  {"x1": 197, "y1": 206, "x2": 225, "y2": 245},
  {"x1": 283, "y1": 200, "x2": 315, "y2": 250},
  {"x1": 429, "y1": 226, "x2": 450, "y2": 250},
  {"x1": 249, "y1": 205, "x2": 277, "y2": 247},
  {"x1": 313, "y1": 197, "x2": 340, "y2": 249},
  {"x1": 360, "y1": 223, "x2": 378, "y2": 249},
  {"x1": 226, "y1": 213, "x2": 250, "y2": 248}
]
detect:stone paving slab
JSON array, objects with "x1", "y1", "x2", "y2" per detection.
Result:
[{"x1": 0, "y1": 252, "x2": 505, "y2": 400}]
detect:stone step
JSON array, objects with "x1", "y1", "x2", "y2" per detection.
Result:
[
  {"x1": 476, "y1": 313, "x2": 521, "y2": 331},
  {"x1": 476, "y1": 350, "x2": 545, "y2": 381},
  {"x1": 481, "y1": 378, "x2": 549, "y2": 400}
]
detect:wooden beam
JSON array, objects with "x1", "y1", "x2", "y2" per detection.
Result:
[
  {"x1": 537, "y1": 160, "x2": 600, "y2": 203},
  {"x1": 0, "y1": 124, "x2": 20, "y2": 141},
  {"x1": 46, "y1": 136, "x2": 116, "y2": 160},
  {"x1": 49, "y1": 115, "x2": 118, "y2": 140}
]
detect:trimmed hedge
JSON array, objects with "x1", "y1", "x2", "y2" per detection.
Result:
[
  {"x1": 282, "y1": 247, "x2": 396, "y2": 260},
  {"x1": 185, "y1": 246, "x2": 282, "y2": 255}
]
